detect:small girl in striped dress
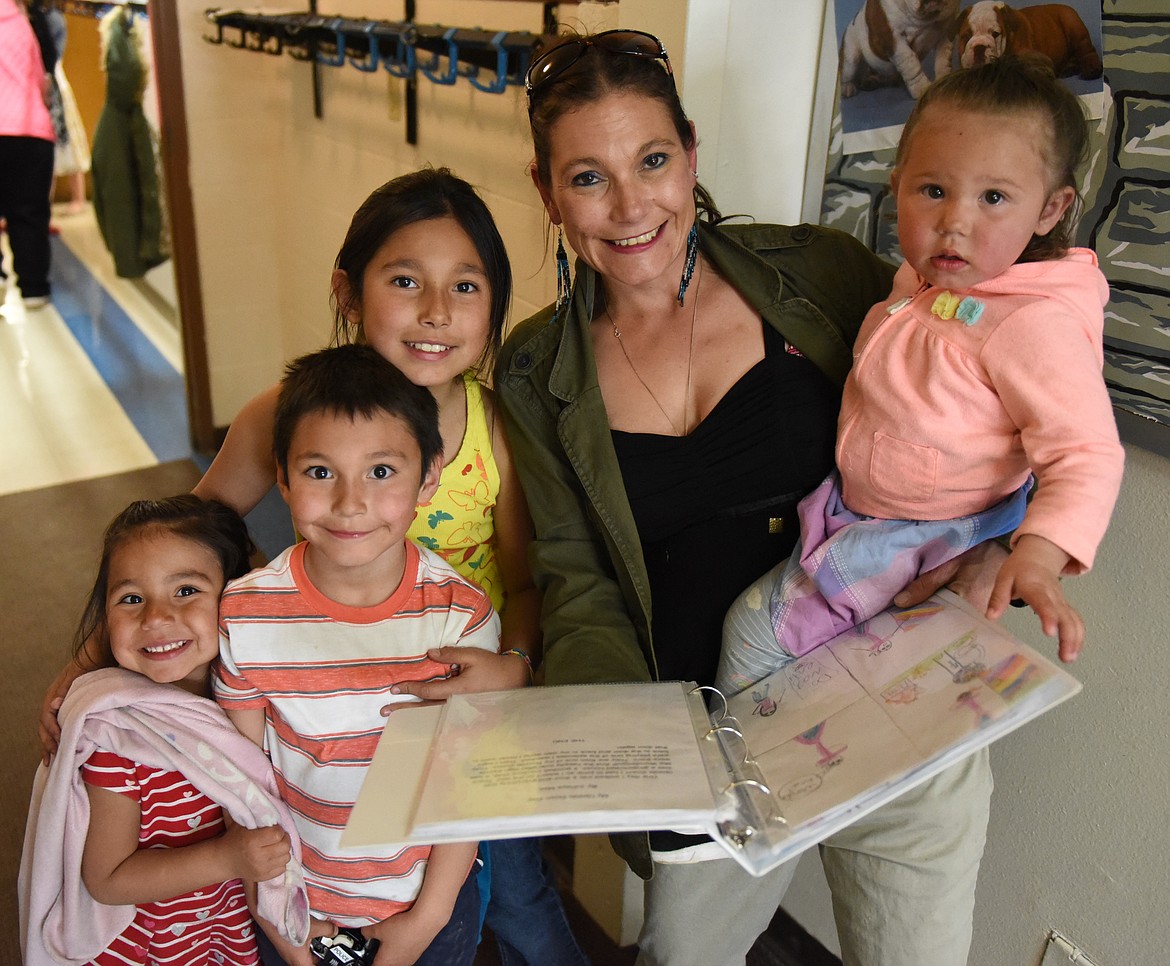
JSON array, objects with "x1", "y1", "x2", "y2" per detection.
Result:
[{"x1": 20, "y1": 496, "x2": 305, "y2": 965}]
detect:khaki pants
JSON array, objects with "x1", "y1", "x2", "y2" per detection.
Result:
[{"x1": 635, "y1": 748, "x2": 992, "y2": 966}]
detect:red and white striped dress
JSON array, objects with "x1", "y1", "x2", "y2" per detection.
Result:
[{"x1": 81, "y1": 750, "x2": 259, "y2": 965}]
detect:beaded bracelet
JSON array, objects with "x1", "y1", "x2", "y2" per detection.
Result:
[{"x1": 502, "y1": 647, "x2": 534, "y2": 682}]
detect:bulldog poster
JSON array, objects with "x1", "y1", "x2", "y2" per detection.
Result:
[{"x1": 833, "y1": 0, "x2": 1105, "y2": 153}]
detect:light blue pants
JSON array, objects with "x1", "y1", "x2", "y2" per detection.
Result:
[{"x1": 634, "y1": 748, "x2": 992, "y2": 966}]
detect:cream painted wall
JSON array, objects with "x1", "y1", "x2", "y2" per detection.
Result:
[
  {"x1": 623, "y1": 0, "x2": 826, "y2": 224},
  {"x1": 972, "y1": 442, "x2": 1170, "y2": 962},
  {"x1": 180, "y1": 0, "x2": 819, "y2": 424}
]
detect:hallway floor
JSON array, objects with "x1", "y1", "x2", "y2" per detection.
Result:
[{"x1": 2, "y1": 204, "x2": 187, "y2": 496}]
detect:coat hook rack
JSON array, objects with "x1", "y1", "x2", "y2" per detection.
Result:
[{"x1": 203, "y1": 7, "x2": 545, "y2": 142}]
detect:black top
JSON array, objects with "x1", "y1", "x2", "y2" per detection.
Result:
[
  {"x1": 614, "y1": 323, "x2": 839, "y2": 854},
  {"x1": 612, "y1": 323, "x2": 839, "y2": 688}
]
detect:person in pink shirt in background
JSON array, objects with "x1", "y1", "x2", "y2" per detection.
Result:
[
  {"x1": 719, "y1": 54, "x2": 1125, "y2": 695},
  {"x1": 0, "y1": 0, "x2": 55, "y2": 308}
]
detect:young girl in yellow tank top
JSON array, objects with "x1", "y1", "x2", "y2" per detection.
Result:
[{"x1": 41, "y1": 169, "x2": 588, "y2": 965}]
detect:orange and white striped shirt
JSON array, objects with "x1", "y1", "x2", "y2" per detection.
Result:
[{"x1": 215, "y1": 540, "x2": 498, "y2": 927}]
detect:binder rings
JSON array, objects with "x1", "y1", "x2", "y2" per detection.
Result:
[{"x1": 343, "y1": 590, "x2": 1081, "y2": 876}]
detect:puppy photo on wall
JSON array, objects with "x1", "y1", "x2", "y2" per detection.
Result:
[
  {"x1": 834, "y1": 0, "x2": 964, "y2": 150},
  {"x1": 832, "y1": 0, "x2": 1103, "y2": 153},
  {"x1": 952, "y1": 1, "x2": 1103, "y2": 78},
  {"x1": 839, "y1": 0, "x2": 961, "y2": 102}
]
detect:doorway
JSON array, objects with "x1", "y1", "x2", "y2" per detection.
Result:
[{"x1": 54, "y1": 0, "x2": 212, "y2": 453}]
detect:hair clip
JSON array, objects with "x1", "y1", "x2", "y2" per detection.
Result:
[
  {"x1": 955, "y1": 296, "x2": 985, "y2": 326},
  {"x1": 931, "y1": 291, "x2": 961, "y2": 319}
]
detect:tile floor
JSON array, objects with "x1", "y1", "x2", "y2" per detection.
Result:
[{"x1": 1, "y1": 205, "x2": 187, "y2": 497}]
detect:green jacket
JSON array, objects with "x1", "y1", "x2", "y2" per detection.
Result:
[
  {"x1": 495, "y1": 220, "x2": 893, "y2": 877},
  {"x1": 91, "y1": 6, "x2": 164, "y2": 280}
]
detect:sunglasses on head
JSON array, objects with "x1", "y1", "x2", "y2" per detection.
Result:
[{"x1": 525, "y1": 29, "x2": 673, "y2": 114}]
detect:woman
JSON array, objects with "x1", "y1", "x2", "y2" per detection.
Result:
[{"x1": 495, "y1": 29, "x2": 1001, "y2": 966}]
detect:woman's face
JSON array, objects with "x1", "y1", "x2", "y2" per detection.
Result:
[{"x1": 535, "y1": 90, "x2": 698, "y2": 295}]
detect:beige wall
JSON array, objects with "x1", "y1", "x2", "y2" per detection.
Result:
[
  {"x1": 178, "y1": 0, "x2": 610, "y2": 424},
  {"x1": 177, "y1": 1, "x2": 1170, "y2": 959}
]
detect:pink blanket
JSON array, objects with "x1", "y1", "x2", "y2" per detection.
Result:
[{"x1": 19, "y1": 667, "x2": 310, "y2": 964}]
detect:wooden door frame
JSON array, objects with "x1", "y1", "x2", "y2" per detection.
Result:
[{"x1": 147, "y1": 1, "x2": 215, "y2": 453}]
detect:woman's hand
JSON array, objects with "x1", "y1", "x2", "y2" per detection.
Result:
[
  {"x1": 390, "y1": 648, "x2": 530, "y2": 704},
  {"x1": 894, "y1": 540, "x2": 1009, "y2": 613}
]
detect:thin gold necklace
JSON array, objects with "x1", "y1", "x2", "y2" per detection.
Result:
[{"x1": 607, "y1": 263, "x2": 701, "y2": 437}]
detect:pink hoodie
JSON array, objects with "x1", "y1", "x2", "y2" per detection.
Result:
[
  {"x1": 837, "y1": 249, "x2": 1124, "y2": 573},
  {"x1": 0, "y1": 0, "x2": 53, "y2": 140}
]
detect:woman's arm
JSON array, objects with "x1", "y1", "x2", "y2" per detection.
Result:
[
  {"x1": 81, "y1": 783, "x2": 290, "y2": 906},
  {"x1": 192, "y1": 384, "x2": 282, "y2": 516}
]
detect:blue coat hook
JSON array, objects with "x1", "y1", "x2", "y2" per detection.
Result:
[
  {"x1": 419, "y1": 27, "x2": 459, "y2": 85},
  {"x1": 316, "y1": 18, "x2": 348, "y2": 67},
  {"x1": 381, "y1": 25, "x2": 415, "y2": 79},
  {"x1": 347, "y1": 21, "x2": 380, "y2": 72},
  {"x1": 466, "y1": 31, "x2": 509, "y2": 94}
]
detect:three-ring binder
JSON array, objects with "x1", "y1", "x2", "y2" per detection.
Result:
[
  {"x1": 690, "y1": 683, "x2": 792, "y2": 865},
  {"x1": 345, "y1": 592, "x2": 1082, "y2": 880}
]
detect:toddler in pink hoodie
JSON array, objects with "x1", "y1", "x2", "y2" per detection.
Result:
[{"x1": 718, "y1": 55, "x2": 1124, "y2": 693}]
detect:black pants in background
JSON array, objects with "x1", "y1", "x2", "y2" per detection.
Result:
[{"x1": 0, "y1": 135, "x2": 55, "y2": 298}]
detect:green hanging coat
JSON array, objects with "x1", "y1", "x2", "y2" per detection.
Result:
[{"x1": 91, "y1": 7, "x2": 164, "y2": 279}]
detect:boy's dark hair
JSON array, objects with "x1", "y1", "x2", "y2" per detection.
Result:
[
  {"x1": 75, "y1": 495, "x2": 254, "y2": 665},
  {"x1": 331, "y1": 167, "x2": 512, "y2": 374},
  {"x1": 273, "y1": 344, "x2": 443, "y2": 484},
  {"x1": 896, "y1": 53, "x2": 1088, "y2": 262}
]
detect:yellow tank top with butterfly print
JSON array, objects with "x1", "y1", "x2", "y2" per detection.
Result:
[{"x1": 407, "y1": 370, "x2": 504, "y2": 612}]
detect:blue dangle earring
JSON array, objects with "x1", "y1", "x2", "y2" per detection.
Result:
[
  {"x1": 677, "y1": 223, "x2": 699, "y2": 306},
  {"x1": 555, "y1": 229, "x2": 572, "y2": 312}
]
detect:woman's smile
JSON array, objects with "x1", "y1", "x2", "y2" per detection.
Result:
[{"x1": 610, "y1": 224, "x2": 663, "y2": 248}]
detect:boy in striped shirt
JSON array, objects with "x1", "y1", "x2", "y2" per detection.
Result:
[{"x1": 216, "y1": 345, "x2": 499, "y2": 964}]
